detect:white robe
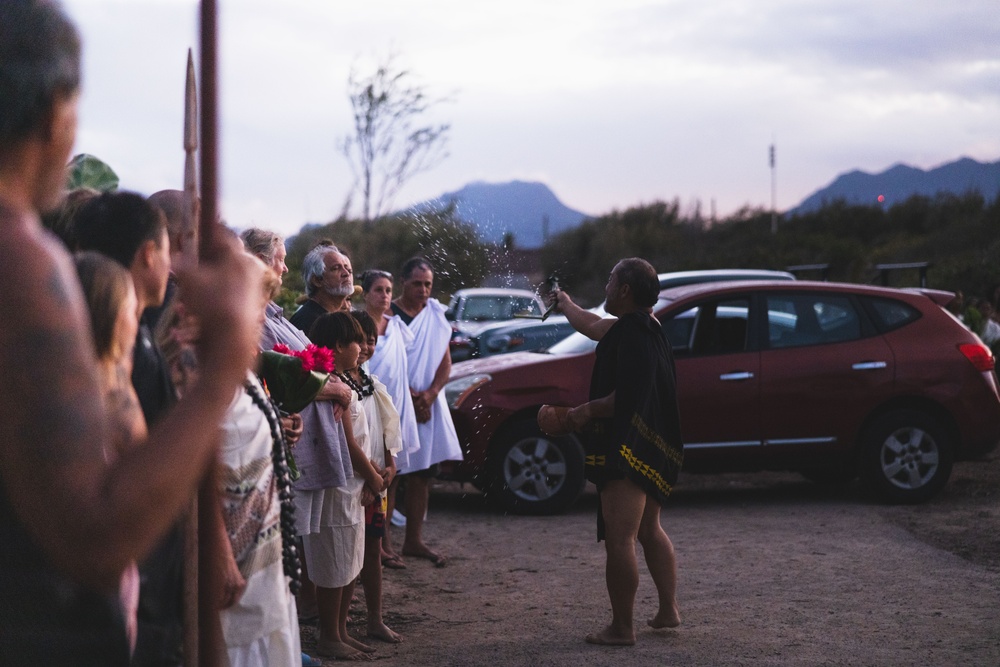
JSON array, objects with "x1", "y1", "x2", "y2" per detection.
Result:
[
  {"x1": 399, "y1": 298, "x2": 463, "y2": 473},
  {"x1": 369, "y1": 313, "x2": 421, "y2": 470}
]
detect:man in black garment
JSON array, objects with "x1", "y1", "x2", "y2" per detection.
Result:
[
  {"x1": 556, "y1": 257, "x2": 683, "y2": 646},
  {"x1": 0, "y1": 2, "x2": 261, "y2": 664}
]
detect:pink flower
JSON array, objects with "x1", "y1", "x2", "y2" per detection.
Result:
[
  {"x1": 269, "y1": 343, "x2": 335, "y2": 374},
  {"x1": 297, "y1": 348, "x2": 316, "y2": 372},
  {"x1": 310, "y1": 345, "x2": 335, "y2": 373}
]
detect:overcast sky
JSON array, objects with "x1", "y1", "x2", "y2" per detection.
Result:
[{"x1": 62, "y1": 0, "x2": 1000, "y2": 238}]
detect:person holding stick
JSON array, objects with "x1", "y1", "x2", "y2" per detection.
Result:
[{"x1": 0, "y1": 2, "x2": 262, "y2": 662}]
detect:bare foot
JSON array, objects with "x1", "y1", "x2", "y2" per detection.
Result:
[
  {"x1": 367, "y1": 621, "x2": 403, "y2": 644},
  {"x1": 585, "y1": 626, "x2": 635, "y2": 646},
  {"x1": 344, "y1": 634, "x2": 376, "y2": 654},
  {"x1": 315, "y1": 639, "x2": 369, "y2": 661},
  {"x1": 648, "y1": 606, "x2": 681, "y2": 629},
  {"x1": 402, "y1": 545, "x2": 447, "y2": 567}
]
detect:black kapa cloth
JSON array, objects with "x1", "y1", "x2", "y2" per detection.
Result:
[{"x1": 586, "y1": 311, "x2": 684, "y2": 539}]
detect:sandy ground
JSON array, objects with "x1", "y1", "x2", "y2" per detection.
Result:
[{"x1": 300, "y1": 450, "x2": 1000, "y2": 666}]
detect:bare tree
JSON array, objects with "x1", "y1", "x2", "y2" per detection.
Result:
[{"x1": 341, "y1": 54, "x2": 451, "y2": 221}]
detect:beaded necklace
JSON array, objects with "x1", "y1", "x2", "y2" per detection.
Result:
[
  {"x1": 244, "y1": 378, "x2": 302, "y2": 595},
  {"x1": 337, "y1": 366, "x2": 375, "y2": 401}
]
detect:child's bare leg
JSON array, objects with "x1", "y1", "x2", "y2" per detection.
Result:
[
  {"x1": 362, "y1": 534, "x2": 402, "y2": 643},
  {"x1": 340, "y1": 580, "x2": 375, "y2": 654},
  {"x1": 315, "y1": 585, "x2": 365, "y2": 660}
]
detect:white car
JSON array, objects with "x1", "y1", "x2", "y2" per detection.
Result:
[{"x1": 446, "y1": 288, "x2": 546, "y2": 360}]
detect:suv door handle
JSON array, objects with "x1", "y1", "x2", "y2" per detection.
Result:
[
  {"x1": 852, "y1": 361, "x2": 887, "y2": 370},
  {"x1": 720, "y1": 371, "x2": 755, "y2": 381}
]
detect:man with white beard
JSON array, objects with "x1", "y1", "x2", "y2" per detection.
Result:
[{"x1": 290, "y1": 243, "x2": 356, "y2": 334}]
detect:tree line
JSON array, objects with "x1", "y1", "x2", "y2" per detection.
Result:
[{"x1": 279, "y1": 191, "x2": 1000, "y2": 312}]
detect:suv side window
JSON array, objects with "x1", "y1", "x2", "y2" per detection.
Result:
[
  {"x1": 767, "y1": 293, "x2": 862, "y2": 348},
  {"x1": 663, "y1": 298, "x2": 751, "y2": 357},
  {"x1": 862, "y1": 296, "x2": 921, "y2": 333}
]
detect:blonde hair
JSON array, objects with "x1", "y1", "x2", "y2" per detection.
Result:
[{"x1": 74, "y1": 251, "x2": 133, "y2": 361}]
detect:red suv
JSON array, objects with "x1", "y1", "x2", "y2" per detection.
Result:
[{"x1": 442, "y1": 280, "x2": 1000, "y2": 514}]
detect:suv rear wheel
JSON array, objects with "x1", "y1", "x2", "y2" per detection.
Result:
[
  {"x1": 486, "y1": 420, "x2": 586, "y2": 515},
  {"x1": 859, "y1": 409, "x2": 953, "y2": 504}
]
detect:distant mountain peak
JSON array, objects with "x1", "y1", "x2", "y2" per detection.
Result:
[
  {"x1": 791, "y1": 156, "x2": 1000, "y2": 214},
  {"x1": 408, "y1": 180, "x2": 590, "y2": 248}
]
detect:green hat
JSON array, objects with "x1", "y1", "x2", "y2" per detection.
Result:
[{"x1": 66, "y1": 153, "x2": 119, "y2": 192}]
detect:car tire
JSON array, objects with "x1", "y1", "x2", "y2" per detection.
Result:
[
  {"x1": 859, "y1": 409, "x2": 954, "y2": 504},
  {"x1": 486, "y1": 420, "x2": 586, "y2": 515}
]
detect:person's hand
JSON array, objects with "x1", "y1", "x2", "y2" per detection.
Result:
[
  {"x1": 410, "y1": 389, "x2": 429, "y2": 423},
  {"x1": 281, "y1": 413, "x2": 303, "y2": 445},
  {"x1": 175, "y1": 234, "x2": 262, "y2": 377},
  {"x1": 380, "y1": 461, "x2": 396, "y2": 487},
  {"x1": 554, "y1": 290, "x2": 575, "y2": 314},
  {"x1": 218, "y1": 557, "x2": 247, "y2": 610},
  {"x1": 364, "y1": 462, "x2": 386, "y2": 494},
  {"x1": 565, "y1": 404, "x2": 591, "y2": 432},
  {"x1": 317, "y1": 375, "x2": 352, "y2": 407},
  {"x1": 360, "y1": 484, "x2": 378, "y2": 507}
]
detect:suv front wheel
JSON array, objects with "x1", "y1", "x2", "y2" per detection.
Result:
[{"x1": 486, "y1": 419, "x2": 586, "y2": 515}]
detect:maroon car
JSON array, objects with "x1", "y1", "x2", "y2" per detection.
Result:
[{"x1": 442, "y1": 280, "x2": 1000, "y2": 514}]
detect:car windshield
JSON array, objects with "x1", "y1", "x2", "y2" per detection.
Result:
[
  {"x1": 546, "y1": 298, "x2": 672, "y2": 354},
  {"x1": 462, "y1": 295, "x2": 542, "y2": 321}
]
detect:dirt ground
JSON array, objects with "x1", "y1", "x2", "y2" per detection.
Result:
[{"x1": 300, "y1": 449, "x2": 1000, "y2": 666}]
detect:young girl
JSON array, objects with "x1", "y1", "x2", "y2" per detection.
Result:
[
  {"x1": 74, "y1": 251, "x2": 143, "y2": 656},
  {"x1": 351, "y1": 310, "x2": 403, "y2": 643},
  {"x1": 307, "y1": 312, "x2": 387, "y2": 659}
]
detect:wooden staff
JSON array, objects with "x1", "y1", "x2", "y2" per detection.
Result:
[
  {"x1": 197, "y1": 2, "x2": 223, "y2": 666},
  {"x1": 181, "y1": 48, "x2": 200, "y2": 667}
]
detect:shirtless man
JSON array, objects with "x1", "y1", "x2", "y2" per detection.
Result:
[
  {"x1": 0, "y1": 2, "x2": 261, "y2": 662},
  {"x1": 556, "y1": 259, "x2": 683, "y2": 646}
]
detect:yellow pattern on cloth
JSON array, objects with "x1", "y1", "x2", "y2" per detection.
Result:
[
  {"x1": 618, "y1": 443, "x2": 674, "y2": 497},
  {"x1": 630, "y1": 412, "x2": 684, "y2": 467}
]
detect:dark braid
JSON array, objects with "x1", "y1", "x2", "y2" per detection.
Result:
[{"x1": 244, "y1": 378, "x2": 302, "y2": 595}]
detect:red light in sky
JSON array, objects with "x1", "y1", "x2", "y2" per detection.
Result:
[{"x1": 877, "y1": 195, "x2": 885, "y2": 203}]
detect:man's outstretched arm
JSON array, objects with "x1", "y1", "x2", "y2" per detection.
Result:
[{"x1": 0, "y1": 228, "x2": 259, "y2": 591}]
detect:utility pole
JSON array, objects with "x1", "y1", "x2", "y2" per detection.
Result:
[{"x1": 769, "y1": 141, "x2": 777, "y2": 234}]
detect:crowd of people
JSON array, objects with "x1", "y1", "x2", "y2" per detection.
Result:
[
  {"x1": 0, "y1": 6, "x2": 463, "y2": 666},
  {"x1": 1, "y1": 3, "x2": 687, "y2": 664}
]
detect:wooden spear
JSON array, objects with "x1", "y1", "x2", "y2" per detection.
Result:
[
  {"x1": 197, "y1": 2, "x2": 223, "y2": 666},
  {"x1": 181, "y1": 47, "x2": 200, "y2": 667}
]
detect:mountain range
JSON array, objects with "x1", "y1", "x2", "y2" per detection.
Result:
[
  {"x1": 401, "y1": 157, "x2": 1000, "y2": 247},
  {"x1": 789, "y1": 157, "x2": 1000, "y2": 215}
]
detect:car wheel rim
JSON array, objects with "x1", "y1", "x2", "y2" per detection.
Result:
[
  {"x1": 502, "y1": 436, "x2": 568, "y2": 502},
  {"x1": 879, "y1": 426, "x2": 939, "y2": 491}
]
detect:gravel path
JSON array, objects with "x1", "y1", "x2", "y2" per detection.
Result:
[{"x1": 301, "y1": 467, "x2": 1000, "y2": 666}]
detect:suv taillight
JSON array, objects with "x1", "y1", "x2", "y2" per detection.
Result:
[{"x1": 959, "y1": 343, "x2": 995, "y2": 372}]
